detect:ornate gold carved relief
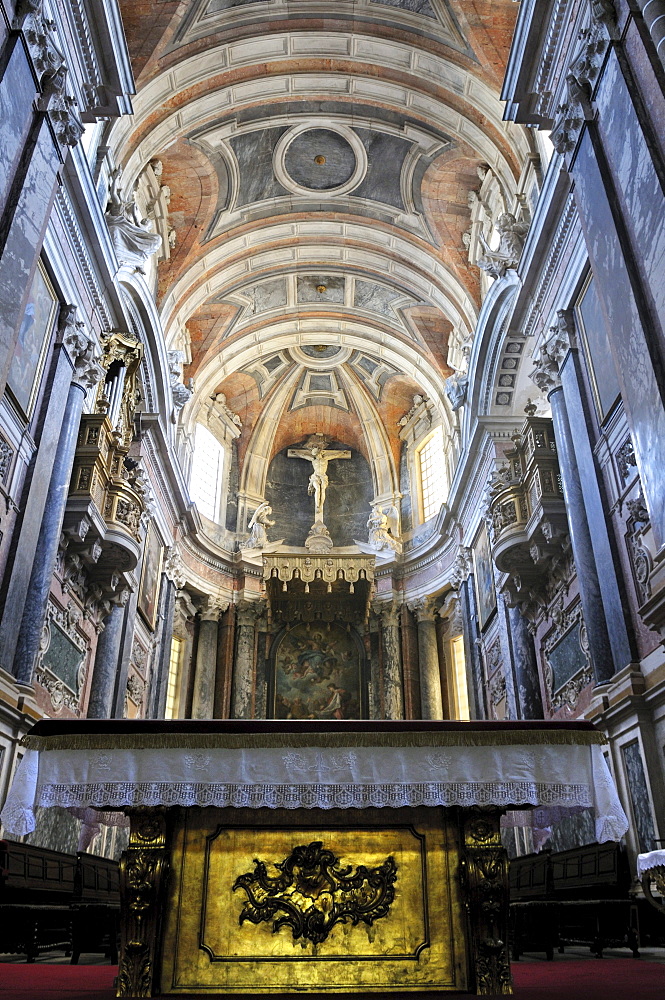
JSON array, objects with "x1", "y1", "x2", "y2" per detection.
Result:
[
  {"x1": 233, "y1": 840, "x2": 397, "y2": 945},
  {"x1": 460, "y1": 808, "x2": 512, "y2": 996},
  {"x1": 117, "y1": 809, "x2": 169, "y2": 998}
]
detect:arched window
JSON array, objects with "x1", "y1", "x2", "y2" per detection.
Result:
[
  {"x1": 189, "y1": 423, "x2": 224, "y2": 522},
  {"x1": 417, "y1": 426, "x2": 447, "y2": 522}
]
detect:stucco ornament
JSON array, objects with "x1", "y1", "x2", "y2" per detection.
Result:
[
  {"x1": 476, "y1": 213, "x2": 529, "y2": 280},
  {"x1": 167, "y1": 351, "x2": 193, "y2": 418},
  {"x1": 445, "y1": 371, "x2": 468, "y2": 411},
  {"x1": 105, "y1": 167, "x2": 162, "y2": 270}
]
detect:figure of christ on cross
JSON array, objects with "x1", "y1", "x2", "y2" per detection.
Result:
[{"x1": 287, "y1": 435, "x2": 351, "y2": 523}]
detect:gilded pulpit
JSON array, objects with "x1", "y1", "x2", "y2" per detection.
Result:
[{"x1": 2, "y1": 720, "x2": 628, "y2": 997}]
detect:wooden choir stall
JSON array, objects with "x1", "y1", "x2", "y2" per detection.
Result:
[{"x1": 1, "y1": 719, "x2": 628, "y2": 997}]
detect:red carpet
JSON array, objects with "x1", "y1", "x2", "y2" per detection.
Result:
[{"x1": 0, "y1": 960, "x2": 663, "y2": 999}]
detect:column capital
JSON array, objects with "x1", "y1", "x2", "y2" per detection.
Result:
[
  {"x1": 235, "y1": 598, "x2": 264, "y2": 627},
  {"x1": 407, "y1": 596, "x2": 438, "y2": 623},
  {"x1": 164, "y1": 546, "x2": 187, "y2": 589},
  {"x1": 200, "y1": 594, "x2": 229, "y2": 622},
  {"x1": 531, "y1": 309, "x2": 575, "y2": 397},
  {"x1": 60, "y1": 307, "x2": 104, "y2": 392},
  {"x1": 372, "y1": 599, "x2": 400, "y2": 628},
  {"x1": 451, "y1": 546, "x2": 473, "y2": 588}
]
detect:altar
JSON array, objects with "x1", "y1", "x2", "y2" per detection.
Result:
[{"x1": 1, "y1": 720, "x2": 628, "y2": 997}]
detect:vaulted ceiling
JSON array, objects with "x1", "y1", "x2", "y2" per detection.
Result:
[{"x1": 113, "y1": 0, "x2": 525, "y2": 476}]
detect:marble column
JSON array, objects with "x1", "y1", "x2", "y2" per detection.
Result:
[
  {"x1": 148, "y1": 576, "x2": 176, "y2": 719},
  {"x1": 231, "y1": 600, "x2": 261, "y2": 720},
  {"x1": 12, "y1": 328, "x2": 103, "y2": 683},
  {"x1": 459, "y1": 578, "x2": 486, "y2": 720},
  {"x1": 507, "y1": 605, "x2": 544, "y2": 719},
  {"x1": 375, "y1": 602, "x2": 404, "y2": 720},
  {"x1": 545, "y1": 385, "x2": 614, "y2": 684},
  {"x1": 191, "y1": 597, "x2": 227, "y2": 720},
  {"x1": 87, "y1": 600, "x2": 128, "y2": 718},
  {"x1": 408, "y1": 598, "x2": 443, "y2": 720}
]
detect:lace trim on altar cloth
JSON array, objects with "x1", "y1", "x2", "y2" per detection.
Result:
[{"x1": 37, "y1": 780, "x2": 594, "y2": 811}]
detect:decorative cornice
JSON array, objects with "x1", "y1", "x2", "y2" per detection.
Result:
[{"x1": 522, "y1": 196, "x2": 577, "y2": 341}]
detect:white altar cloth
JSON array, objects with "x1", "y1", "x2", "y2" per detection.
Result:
[
  {"x1": 1, "y1": 741, "x2": 628, "y2": 845},
  {"x1": 637, "y1": 849, "x2": 665, "y2": 877}
]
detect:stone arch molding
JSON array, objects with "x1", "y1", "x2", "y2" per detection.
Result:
[
  {"x1": 109, "y1": 34, "x2": 527, "y2": 188},
  {"x1": 160, "y1": 223, "x2": 478, "y2": 343},
  {"x1": 233, "y1": 361, "x2": 400, "y2": 512}
]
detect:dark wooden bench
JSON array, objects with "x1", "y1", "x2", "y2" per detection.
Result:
[
  {"x1": 510, "y1": 842, "x2": 642, "y2": 960},
  {"x1": 70, "y1": 851, "x2": 120, "y2": 964},
  {"x1": 0, "y1": 840, "x2": 76, "y2": 961},
  {"x1": 0, "y1": 840, "x2": 119, "y2": 962}
]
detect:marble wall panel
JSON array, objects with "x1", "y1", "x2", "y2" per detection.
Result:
[
  {"x1": 0, "y1": 39, "x2": 35, "y2": 219},
  {"x1": 0, "y1": 117, "x2": 60, "y2": 400},
  {"x1": 594, "y1": 49, "x2": 665, "y2": 357},
  {"x1": 572, "y1": 130, "x2": 665, "y2": 548},
  {"x1": 621, "y1": 740, "x2": 657, "y2": 852},
  {"x1": 354, "y1": 130, "x2": 410, "y2": 210},
  {"x1": 228, "y1": 127, "x2": 289, "y2": 207},
  {"x1": 399, "y1": 443, "x2": 413, "y2": 532},
  {"x1": 355, "y1": 279, "x2": 402, "y2": 316},
  {"x1": 297, "y1": 274, "x2": 345, "y2": 303}
]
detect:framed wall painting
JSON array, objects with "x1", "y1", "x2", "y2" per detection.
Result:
[
  {"x1": 138, "y1": 522, "x2": 164, "y2": 630},
  {"x1": 271, "y1": 622, "x2": 363, "y2": 720},
  {"x1": 7, "y1": 259, "x2": 58, "y2": 419},
  {"x1": 575, "y1": 273, "x2": 621, "y2": 423},
  {"x1": 472, "y1": 522, "x2": 496, "y2": 629}
]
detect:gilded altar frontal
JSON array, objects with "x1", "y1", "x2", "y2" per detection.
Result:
[{"x1": 161, "y1": 807, "x2": 467, "y2": 993}]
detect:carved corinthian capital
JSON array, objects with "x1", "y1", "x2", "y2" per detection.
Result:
[
  {"x1": 200, "y1": 594, "x2": 229, "y2": 622},
  {"x1": 60, "y1": 306, "x2": 104, "y2": 392},
  {"x1": 372, "y1": 599, "x2": 400, "y2": 628},
  {"x1": 407, "y1": 596, "x2": 438, "y2": 623},
  {"x1": 530, "y1": 310, "x2": 574, "y2": 397}
]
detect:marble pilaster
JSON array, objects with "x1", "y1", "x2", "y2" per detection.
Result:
[
  {"x1": 408, "y1": 597, "x2": 443, "y2": 720},
  {"x1": 192, "y1": 597, "x2": 228, "y2": 720},
  {"x1": 459, "y1": 576, "x2": 486, "y2": 719},
  {"x1": 231, "y1": 600, "x2": 262, "y2": 720},
  {"x1": 546, "y1": 385, "x2": 614, "y2": 684},
  {"x1": 375, "y1": 602, "x2": 404, "y2": 720},
  {"x1": 559, "y1": 346, "x2": 635, "y2": 672}
]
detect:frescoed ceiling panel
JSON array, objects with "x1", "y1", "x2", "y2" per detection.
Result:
[{"x1": 112, "y1": 0, "x2": 523, "y2": 501}]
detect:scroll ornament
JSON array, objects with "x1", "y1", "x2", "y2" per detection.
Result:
[{"x1": 233, "y1": 841, "x2": 397, "y2": 945}]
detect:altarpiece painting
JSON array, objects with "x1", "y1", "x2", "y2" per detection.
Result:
[{"x1": 272, "y1": 622, "x2": 362, "y2": 720}]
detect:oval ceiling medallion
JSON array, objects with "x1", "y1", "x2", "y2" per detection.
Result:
[{"x1": 274, "y1": 123, "x2": 368, "y2": 198}]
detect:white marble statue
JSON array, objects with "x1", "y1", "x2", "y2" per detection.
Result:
[
  {"x1": 240, "y1": 502, "x2": 275, "y2": 550},
  {"x1": 105, "y1": 167, "x2": 162, "y2": 270},
  {"x1": 476, "y1": 213, "x2": 529, "y2": 280},
  {"x1": 367, "y1": 505, "x2": 399, "y2": 552}
]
